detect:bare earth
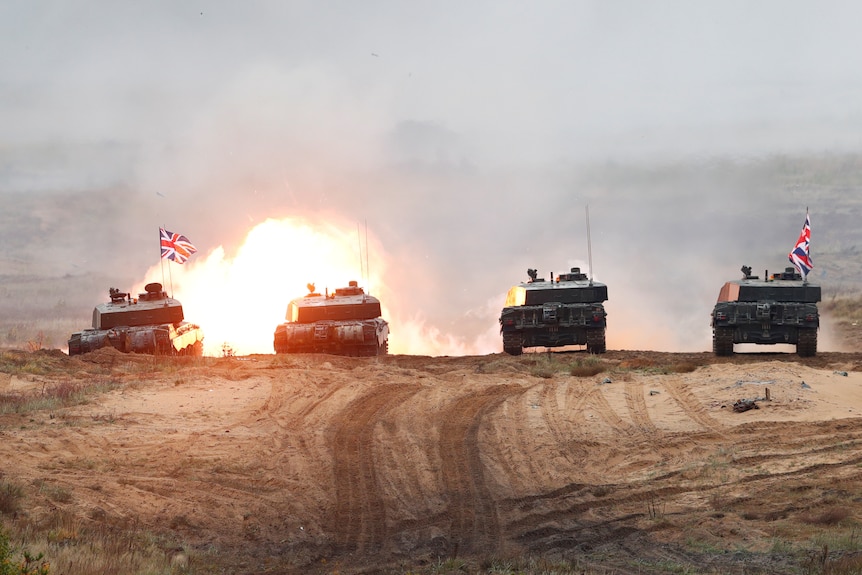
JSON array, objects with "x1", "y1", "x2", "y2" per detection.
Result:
[{"x1": 3, "y1": 348, "x2": 862, "y2": 574}]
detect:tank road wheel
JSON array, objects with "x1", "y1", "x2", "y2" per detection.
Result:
[
  {"x1": 797, "y1": 328, "x2": 818, "y2": 357},
  {"x1": 586, "y1": 328, "x2": 607, "y2": 354},
  {"x1": 713, "y1": 327, "x2": 734, "y2": 356}
]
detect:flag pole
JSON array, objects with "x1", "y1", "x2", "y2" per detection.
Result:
[
  {"x1": 159, "y1": 227, "x2": 167, "y2": 294},
  {"x1": 162, "y1": 224, "x2": 174, "y2": 298},
  {"x1": 804, "y1": 206, "x2": 809, "y2": 285},
  {"x1": 365, "y1": 219, "x2": 370, "y2": 294},
  {"x1": 168, "y1": 259, "x2": 174, "y2": 298},
  {"x1": 586, "y1": 205, "x2": 594, "y2": 286}
]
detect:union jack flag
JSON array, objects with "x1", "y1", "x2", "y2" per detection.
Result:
[
  {"x1": 160, "y1": 227, "x2": 197, "y2": 264},
  {"x1": 788, "y1": 210, "x2": 813, "y2": 279}
]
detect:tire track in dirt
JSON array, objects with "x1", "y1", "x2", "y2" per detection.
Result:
[
  {"x1": 533, "y1": 379, "x2": 601, "y2": 474},
  {"x1": 480, "y1": 383, "x2": 546, "y2": 492},
  {"x1": 245, "y1": 377, "x2": 349, "y2": 479},
  {"x1": 438, "y1": 384, "x2": 521, "y2": 556},
  {"x1": 327, "y1": 383, "x2": 419, "y2": 555},
  {"x1": 511, "y1": 451, "x2": 862, "y2": 553},
  {"x1": 661, "y1": 376, "x2": 726, "y2": 433},
  {"x1": 250, "y1": 376, "x2": 344, "y2": 430},
  {"x1": 730, "y1": 420, "x2": 862, "y2": 451},
  {"x1": 541, "y1": 379, "x2": 593, "y2": 441},
  {"x1": 507, "y1": 417, "x2": 862, "y2": 553},
  {"x1": 517, "y1": 513, "x2": 643, "y2": 555},
  {"x1": 624, "y1": 381, "x2": 657, "y2": 434},
  {"x1": 584, "y1": 385, "x2": 633, "y2": 436}
]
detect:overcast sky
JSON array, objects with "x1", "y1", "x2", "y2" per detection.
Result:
[
  {"x1": 4, "y1": 2, "x2": 862, "y2": 159},
  {"x1": 3, "y1": 1, "x2": 862, "y2": 352}
]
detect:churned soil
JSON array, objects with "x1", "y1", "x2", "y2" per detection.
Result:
[{"x1": 3, "y1": 347, "x2": 862, "y2": 573}]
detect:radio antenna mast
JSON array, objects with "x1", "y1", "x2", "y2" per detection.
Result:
[
  {"x1": 586, "y1": 205, "x2": 594, "y2": 286},
  {"x1": 357, "y1": 223, "x2": 365, "y2": 283},
  {"x1": 365, "y1": 219, "x2": 370, "y2": 293}
]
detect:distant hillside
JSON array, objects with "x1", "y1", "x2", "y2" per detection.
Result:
[{"x1": 3, "y1": 152, "x2": 862, "y2": 352}]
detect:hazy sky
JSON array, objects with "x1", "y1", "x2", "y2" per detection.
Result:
[
  {"x1": 3, "y1": 1, "x2": 862, "y2": 352},
  {"x1": 4, "y1": 1, "x2": 862, "y2": 159}
]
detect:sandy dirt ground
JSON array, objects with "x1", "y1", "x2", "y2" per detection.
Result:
[{"x1": 3, "y1": 348, "x2": 862, "y2": 574}]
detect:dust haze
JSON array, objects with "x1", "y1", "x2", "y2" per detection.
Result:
[{"x1": 3, "y1": 1, "x2": 862, "y2": 354}]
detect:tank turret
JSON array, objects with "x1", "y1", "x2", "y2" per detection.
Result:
[
  {"x1": 273, "y1": 280, "x2": 390, "y2": 356},
  {"x1": 68, "y1": 283, "x2": 204, "y2": 356},
  {"x1": 711, "y1": 265, "x2": 820, "y2": 356},
  {"x1": 499, "y1": 266, "x2": 608, "y2": 355}
]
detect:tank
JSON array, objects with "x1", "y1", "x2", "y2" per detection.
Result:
[
  {"x1": 67, "y1": 283, "x2": 204, "y2": 356},
  {"x1": 499, "y1": 267, "x2": 608, "y2": 355},
  {"x1": 711, "y1": 265, "x2": 821, "y2": 357},
  {"x1": 273, "y1": 281, "x2": 389, "y2": 356}
]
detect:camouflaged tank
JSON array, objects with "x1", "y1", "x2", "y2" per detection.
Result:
[
  {"x1": 711, "y1": 265, "x2": 820, "y2": 357},
  {"x1": 499, "y1": 267, "x2": 608, "y2": 355},
  {"x1": 67, "y1": 283, "x2": 204, "y2": 356},
  {"x1": 273, "y1": 281, "x2": 389, "y2": 356}
]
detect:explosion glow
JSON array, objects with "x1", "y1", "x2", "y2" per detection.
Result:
[
  {"x1": 137, "y1": 216, "x2": 502, "y2": 357},
  {"x1": 138, "y1": 217, "x2": 381, "y2": 356}
]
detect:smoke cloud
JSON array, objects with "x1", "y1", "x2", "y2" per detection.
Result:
[{"x1": 3, "y1": 2, "x2": 862, "y2": 354}]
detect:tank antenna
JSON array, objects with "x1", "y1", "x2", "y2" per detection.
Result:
[
  {"x1": 357, "y1": 223, "x2": 364, "y2": 283},
  {"x1": 586, "y1": 205, "x2": 594, "y2": 286},
  {"x1": 365, "y1": 219, "x2": 370, "y2": 294}
]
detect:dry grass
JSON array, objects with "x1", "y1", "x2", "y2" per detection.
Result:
[
  {"x1": 33, "y1": 480, "x2": 72, "y2": 505},
  {"x1": 529, "y1": 362, "x2": 557, "y2": 379},
  {"x1": 0, "y1": 375, "x2": 121, "y2": 415},
  {"x1": 526, "y1": 353, "x2": 613, "y2": 379},
  {"x1": 0, "y1": 478, "x2": 24, "y2": 516},
  {"x1": 821, "y1": 554, "x2": 862, "y2": 575},
  {"x1": 569, "y1": 356, "x2": 610, "y2": 377},
  {"x1": 802, "y1": 507, "x2": 853, "y2": 526},
  {"x1": 527, "y1": 353, "x2": 560, "y2": 378},
  {"x1": 617, "y1": 357, "x2": 703, "y2": 375},
  {"x1": 0, "y1": 349, "x2": 69, "y2": 375},
  {"x1": 6, "y1": 511, "x2": 187, "y2": 575}
]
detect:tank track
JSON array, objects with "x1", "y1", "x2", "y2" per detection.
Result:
[
  {"x1": 796, "y1": 328, "x2": 817, "y2": 357},
  {"x1": 713, "y1": 327, "x2": 734, "y2": 356},
  {"x1": 586, "y1": 328, "x2": 606, "y2": 354},
  {"x1": 502, "y1": 334, "x2": 523, "y2": 356},
  {"x1": 273, "y1": 326, "x2": 388, "y2": 357}
]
